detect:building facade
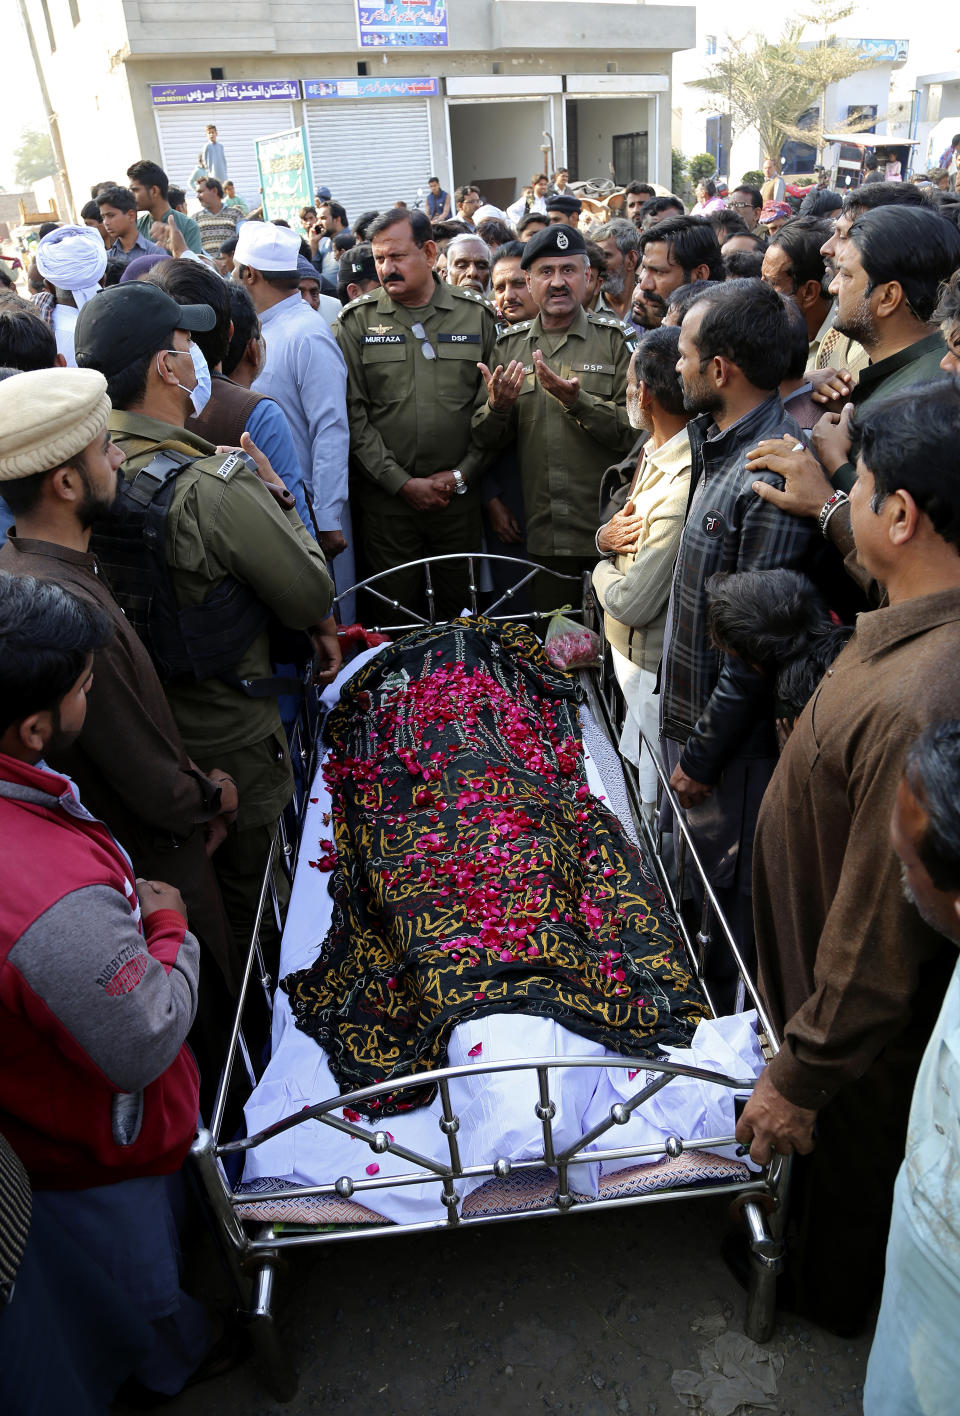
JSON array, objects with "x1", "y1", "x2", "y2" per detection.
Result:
[{"x1": 23, "y1": 0, "x2": 694, "y2": 218}]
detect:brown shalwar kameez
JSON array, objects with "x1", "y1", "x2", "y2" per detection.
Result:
[{"x1": 752, "y1": 588, "x2": 960, "y2": 1331}]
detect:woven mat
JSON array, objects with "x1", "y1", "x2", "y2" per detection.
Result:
[{"x1": 233, "y1": 1149, "x2": 749, "y2": 1226}]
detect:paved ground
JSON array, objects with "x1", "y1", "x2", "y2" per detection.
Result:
[{"x1": 146, "y1": 1193, "x2": 870, "y2": 1416}]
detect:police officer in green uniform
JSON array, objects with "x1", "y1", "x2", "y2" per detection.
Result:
[
  {"x1": 74, "y1": 283, "x2": 338, "y2": 964},
  {"x1": 334, "y1": 206, "x2": 500, "y2": 619},
  {"x1": 470, "y1": 223, "x2": 637, "y2": 613}
]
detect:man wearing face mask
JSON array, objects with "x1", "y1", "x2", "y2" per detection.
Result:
[{"x1": 74, "y1": 282, "x2": 339, "y2": 965}]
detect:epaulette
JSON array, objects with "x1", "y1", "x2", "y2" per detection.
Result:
[
  {"x1": 340, "y1": 289, "x2": 383, "y2": 315},
  {"x1": 496, "y1": 319, "x2": 532, "y2": 339},
  {"x1": 450, "y1": 284, "x2": 499, "y2": 317},
  {"x1": 587, "y1": 311, "x2": 634, "y2": 340}
]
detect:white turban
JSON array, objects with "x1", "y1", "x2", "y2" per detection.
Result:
[{"x1": 36, "y1": 225, "x2": 108, "y2": 308}]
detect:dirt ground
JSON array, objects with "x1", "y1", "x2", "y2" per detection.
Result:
[{"x1": 147, "y1": 1192, "x2": 870, "y2": 1416}]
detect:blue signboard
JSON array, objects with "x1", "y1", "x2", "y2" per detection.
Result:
[
  {"x1": 303, "y1": 76, "x2": 439, "y2": 99},
  {"x1": 150, "y1": 79, "x2": 300, "y2": 107},
  {"x1": 356, "y1": 1, "x2": 448, "y2": 49}
]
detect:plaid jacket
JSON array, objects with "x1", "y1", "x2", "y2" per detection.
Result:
[{"x1": 661, "y1": 394, "x2": 817, "y2": 783}]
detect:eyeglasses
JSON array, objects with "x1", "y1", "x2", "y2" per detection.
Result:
[
  {"x1": 728, "y1": 200, "x2": 755, "y2": 210},
  {"x1": 410, "y1": 322, "x2": 436, "y2": 359}
]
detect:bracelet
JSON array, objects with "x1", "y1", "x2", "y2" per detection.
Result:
[{"x1": 818, "y1": 490, "x2": 848, "y2": 538}]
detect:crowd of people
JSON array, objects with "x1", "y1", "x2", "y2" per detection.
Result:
[{"x1": 2, "y1": 141, "x2": 960, "y2": 1413}]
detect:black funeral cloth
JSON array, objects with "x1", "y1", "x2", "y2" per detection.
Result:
[{"x1": 281, "y1": 618, "x2": 706, "y2": 1114}]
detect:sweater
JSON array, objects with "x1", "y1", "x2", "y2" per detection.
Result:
[{"x1": 0, "y1": 755, "x2": 200, "y2": 1189}]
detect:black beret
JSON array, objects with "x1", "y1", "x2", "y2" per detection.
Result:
[
  {"x1": 520, "y1": 223, "x2": 587, "y2": 269},
  {"x1": 545, "y1": 192, "x2": 582, "y2": 214}
]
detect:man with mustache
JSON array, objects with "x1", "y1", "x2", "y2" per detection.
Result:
[
  {"x1": 445, "y1": 234, "x2": 492, "y2": 295},
  {"x1": 333, "y1": 207, "x2": 499, "y2": 617},
  {"x1": 634, "y1": 216, "x2": 724, "y2": 331},
  {"x1": 592, "y1": 218, "x2": 642, "y2": 327},
  {"x1": 471, "y1": 223, "x2": 636, "y2": 611},
  {"x1": 481, "y1": 241, "x2": 538, "y2": 595}
]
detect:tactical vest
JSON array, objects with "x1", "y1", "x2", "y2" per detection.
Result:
[{"x1": 90, "y1": 449, "x2": 301, "y2": 696}]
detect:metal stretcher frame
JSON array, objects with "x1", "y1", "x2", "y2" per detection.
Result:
[{"x1": 190, "y1": 557, "x2": 790, "y2": 1401}]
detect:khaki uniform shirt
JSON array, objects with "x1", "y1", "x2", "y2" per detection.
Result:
[
  {"x1": 107, "y1": 411, "x2": 334, "y2": 826},
  {"x1": 754, "y1": 588, "x2": 960, "y2": 1110},
  {"x1": 334, "y1": 274, "x2": 500, "y2": 496},
  {"x1": 470, "y1": 307, "x2": 636, "y2": 557}
]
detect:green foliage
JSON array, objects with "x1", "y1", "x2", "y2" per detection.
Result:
[
  {"x1": 14, "y1": 128, "x2": 56, "y2": 187},
  {"x1": 741, "y1": 169, "x2": 764, "y2": 188},
  {"x1": 688, "y1": 15, "x2": 870, "y2": 165},
  {"x1": 688, "y1": 153, "x2": 717, "y2": 185},
  {"x1": 671, "y1": 147, "x2": 687, "y2": 194}
]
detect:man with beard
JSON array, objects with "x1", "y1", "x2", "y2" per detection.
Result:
[
  {"x1": 0, "y1": 366, "x2": 237, "y2": 1095},
  {"x1": 661, "y1": 280, "x2": 819, "y2": 984},
  {"x1": 0, "y1": 572, "x2": 213, "y2": 1405},
  {"x1": 737, "y1": 384, "x2": 960, "y2": 1337},
  {"x1": 810, "y1": 206, "x2": 959, "y2": 494},
  {"x1": 334, "y1": 207, "x2": 499, "y2": 615},
  {"x1": 592, "y1": 218, "x2": 642, "y2": 326},
  {"x1": 471, "y1": 224, "x2": 636, "y2": 611},
  {"x1": 445, "y1": 234, "x2": 493, "y2": 295},
  {"x1": 635, "y1": 216, "x2": 724, "y2": 332},
  {"x1": 592, "y1": 326, "x2": 691, "y2": 814},
  {"x1": 72, "y1": 285, "x2": 338, "y2": 970}
]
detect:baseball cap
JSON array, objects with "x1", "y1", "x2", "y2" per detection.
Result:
[
  {"x1": 339, "y1": 245, "x2": 377, "y2": 284},
  {"x1": 74, "y1": 283, "x2": 215, "y2": 377},
  {"x1": 315, "y1": 185, "x2": 332, "y2": 202}
]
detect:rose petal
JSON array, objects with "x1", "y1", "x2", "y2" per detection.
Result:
[
  {"x1": 468, "y1": 1042, "x2": 483, "y2": 1058},
  {"x1": 366, "y1": 1163, "x2": 380, "y2": 1176}
]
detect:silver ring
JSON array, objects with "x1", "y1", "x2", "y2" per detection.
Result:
[{"x1": 792, "y1": 443, "x2": 805, "y2": 453}]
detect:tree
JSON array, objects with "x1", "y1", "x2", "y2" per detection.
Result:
[
  {"x1": 14, "y1": 127, "x2": 56, "y2": 187},
  {"x1": 688, "y1": 153, "x2": 717, "y2": 185},
  {"x1": 689, "y1": 9, "x2": 870, "y2": 167}
]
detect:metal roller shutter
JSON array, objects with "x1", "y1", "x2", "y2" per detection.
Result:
[
  {"x1": 304, "y1": 100, "x2": 434, "y2": 223},
  {"x1": 153, "y1": 101, "x2": 295, "y2": 208}
]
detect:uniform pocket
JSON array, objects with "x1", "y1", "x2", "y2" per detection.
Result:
[
  {"x1": 435, "y1": 341, "x2": 482, "y2": 406},
  {"x1": 573, "y1": 362, "x2": 615, "y2": 398}
]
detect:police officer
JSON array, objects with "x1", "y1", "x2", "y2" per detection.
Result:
[
  {"x1": 545, "y1": 192, "x2": 583, "y2": 229},
  {"x1": 471, "y1": 223, "x2": 637, "y2": 612},
  {"x1": 74, "y1": 282, "x2": 338, "y2": 963},
  {"x1": 334, "y1": 206, "x2": 500, "y2": 618}
]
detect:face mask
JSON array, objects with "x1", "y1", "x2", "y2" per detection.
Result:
[
  {"x1": 159, "y1": 343, "x2": 211, "y2": 417},
  {"x1": 185, "y1": 341, "x2": 212, "y2": 416}
]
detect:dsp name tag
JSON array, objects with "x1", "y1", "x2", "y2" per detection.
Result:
[
  {"x1": 438, "y1": 332, "x2": 481, "y2": 344},
  {"x1": 572, "y1": 362, "x2": 614, "y2": 375},
  {"x1": 362, "y1": 334, "x2": 406, "y2": 345}
]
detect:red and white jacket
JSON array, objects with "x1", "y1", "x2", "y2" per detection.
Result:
[{"x1": 0, "y1": 753, "x2": 200, "y2": 1189}]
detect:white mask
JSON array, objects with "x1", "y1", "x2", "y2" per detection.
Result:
[{"x1": 159, "y1": 342, "x2": 212, "y2": 417}]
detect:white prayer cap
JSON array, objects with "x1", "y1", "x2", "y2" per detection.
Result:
[
  {"x1": 473, "y1": 204, "x2": 508, "y2": 226},
  {"x1": 35, "y1": 225, "x2": 108, "y2": 308},
  {"x1": 234, "y1": 220, "x2": 301, "y2": 274}
]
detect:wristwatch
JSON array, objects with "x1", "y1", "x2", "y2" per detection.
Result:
[{"x1": 451, "y1": 469, "x2": 468, "y2": 496}]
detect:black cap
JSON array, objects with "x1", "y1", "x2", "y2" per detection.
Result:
[
  {"x1": 339, "y1": 246, "x2": 377, "y2": 285},
  {"x1": 545, "y1": 192, "x2": 582, "y2": 215},
  {"x1": 520, "y1": 223, "x2": 587, "y2": 269},
  {"x1": 74, "y1": 283, "x2": 216, "y2": 377}
]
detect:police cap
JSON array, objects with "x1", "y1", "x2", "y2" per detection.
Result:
[
  {"x1": 520, "y1": 223, "x2": 588, "y2": 269},
  {"x1": 545, "y1": 192, "x2": 582, "y2": 216}
]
